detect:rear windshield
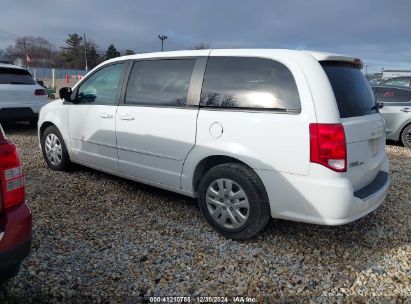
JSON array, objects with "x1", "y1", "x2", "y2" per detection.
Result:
[
  {"x1": 321, "y1": 62, "x2": 377, "y2": 118},
  {"x1": 0, "y1": 67, "x2": 36, "y2": 85}
]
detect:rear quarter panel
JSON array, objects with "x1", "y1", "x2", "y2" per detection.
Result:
[{"x1": 181, "y1": 50, "x2": 320, "y2": 193}]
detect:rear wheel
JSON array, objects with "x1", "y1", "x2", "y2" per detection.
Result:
[
  {"x1": 400, "y1": 124, "x2": 411, "y2": 148},
  {"x1": 41, "y1": 125, "x2": 71, "y2": 171},
  {"x1": 198, "y1": 163, "x2": 270, "y2": 240}
]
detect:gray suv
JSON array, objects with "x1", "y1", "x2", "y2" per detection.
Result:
[{"x1": 373, "y1": 85, "x2": 411, "y2": 147}]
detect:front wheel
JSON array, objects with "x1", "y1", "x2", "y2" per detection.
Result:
[
  {"x1": 400, "y1": 124, "x2": 411, "y2": 148},
  {"x1": 41, "y1": 125, "x2": 71, "y2": 171},
  {"x1": 198, "y1": 163, "x2": 270, "y2": 240}
]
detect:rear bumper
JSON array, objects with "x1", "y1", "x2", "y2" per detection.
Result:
[
  {"x1": 257, "y1": 156, "x2": 390, "y2": 225},
  {"x1": 0, "y1": 202, "x2": 32, "y2": 279},
  {"x1": 0, "y1": 107, "x2": 38, "y2": 121}
]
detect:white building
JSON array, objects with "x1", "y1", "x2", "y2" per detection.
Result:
[
  {"x1": 382, "y1": 69, "x2": 411, "y2": 79},
  {"x1": 13, "y1": 57, "x2": 24, "y2": 67}
]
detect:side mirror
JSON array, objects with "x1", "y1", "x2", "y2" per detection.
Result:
[
  {"x1": 372, "y1": 102, "x2": 384, "y2": 111},
  {"x1": 59, "y1": 87, "x2": 74, "y2": 102}
]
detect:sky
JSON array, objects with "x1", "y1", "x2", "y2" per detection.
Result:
[{"x1": 0, "y1": 0, "x2": 409, "y2": 73}]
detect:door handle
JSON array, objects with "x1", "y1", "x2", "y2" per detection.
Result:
[
  {"x1": 99, "y1": 113, "x2": 113, "y2": 119},
  {"x1": 400, "y1": 108, "x2": 411, "y2": 113},
  {"x1": 119, "y1": 114, "x2": 135, "y2": 121}
]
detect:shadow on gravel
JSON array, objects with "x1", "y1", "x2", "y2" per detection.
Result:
[
  {"x1": 71, "y1": 162, "x2": 196, "y2": 203},
  {"x1": 386, "y1": 139, "x2": 404, "y2": 147}
]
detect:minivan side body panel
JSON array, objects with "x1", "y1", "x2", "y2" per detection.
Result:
[
  {"x1": 181, "y1": 49, "x2": 320, "y2": 194},
  {"x1": 116, "y1": 57, "x2": 207, "y2": 188}
]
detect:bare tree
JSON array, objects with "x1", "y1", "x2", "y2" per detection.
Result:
[
  {"x1": 192, "y1": 42, "x2": 210, "y2": 50},
  {"x1": 5, "y1": 36, "x2": 57, "y2": 67}
]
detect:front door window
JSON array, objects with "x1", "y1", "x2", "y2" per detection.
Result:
[{"x1": 77, "y1": 63, "x2": 125, "y2": 105}]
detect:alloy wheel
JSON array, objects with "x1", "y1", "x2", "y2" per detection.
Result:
[{"x1": 44, "y1": 133, "x2": 63, "y2": 166}]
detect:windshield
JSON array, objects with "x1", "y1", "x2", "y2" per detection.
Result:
[{"x1": 321, "y1": 62, "x2": 377, "y2": 118}]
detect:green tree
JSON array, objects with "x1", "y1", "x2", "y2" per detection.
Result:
[
  {"x1": 124, "y1": 49, "x2": 135, "y2": 55},
  {"x1": 87, "y1": 45, "x2": 101, "y2": 69},
  {"x1": 105, "y1": 44, "x2": 120, "y2": 59},
  {"x1": 60, "y1": 33, "x2": 84, "y2": 69}
]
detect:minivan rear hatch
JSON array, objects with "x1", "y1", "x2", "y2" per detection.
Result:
[{"x1": 321, "y1": 62, "x2": 386, "y2": 192}]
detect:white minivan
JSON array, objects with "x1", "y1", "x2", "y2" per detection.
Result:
[
  {"x1": 0, "y1": 63, "x2": 48, "y2": 126},
  {"x1": 38, "y1": 49, "x2": 390, "y2": 239}
]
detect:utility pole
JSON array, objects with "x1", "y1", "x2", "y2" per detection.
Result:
[
  {"x1": 83, "y1": 33, "x2": 88, "y2": 71},
  {"x1": 18, "y1": 40, "x2": 31, "y2": 69},
  {"x1": 158, "y1": 34, "x2": 168, "y2": 52}
]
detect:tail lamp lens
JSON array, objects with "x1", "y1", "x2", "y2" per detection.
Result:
[
  {"x1": 0, "y1": 142, "x2": 25, "y2": 209},
  {"x1": 34, "y1": 89, "x2": 47, "y2": 96},
  {"x1": 309, "y1": 123, "x2": 347, "y2": 172}
]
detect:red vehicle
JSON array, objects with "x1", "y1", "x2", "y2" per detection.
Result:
[{"x1": 0, "y1": 124, "x2": 31, "y2": 280}]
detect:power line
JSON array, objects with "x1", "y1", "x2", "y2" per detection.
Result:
[
  {"x1": 0, "y1": 28, "x2": 19, "y2": 37},
  {"x1": 134, "y1": 41, "x2": 158, "y2": 50},
  {"x1": 18, "y1": 40, "x2": 31, "y2": 69},
  {"x1": 166, "y1": 41, "x2": 190, "y2": 50}
]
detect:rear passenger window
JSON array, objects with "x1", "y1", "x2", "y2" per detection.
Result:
[
  {"x1": 200, "y1": 57, "x2": 301, "y2": 111},
  {"x1": 125, "y1": 59, "x2": 195, "y2": 107}
]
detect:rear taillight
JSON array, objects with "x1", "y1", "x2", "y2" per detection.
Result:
[
  {"x1": 309, "y1": 123, "x2": 347, "y2": 172},
  {"x1": 34, "y1": 89, "x2": 46, "y2": 96},
  {"x1": 0, "y1": 141, "x2": 25, "y2": 209}
]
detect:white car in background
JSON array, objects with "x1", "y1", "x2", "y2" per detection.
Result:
[
  {"x1": 38, "y1": 49, "x2": 390, "y2": 239},
  {"x1": 0, "y1": 63, "x2": 48, "y2": 126}
]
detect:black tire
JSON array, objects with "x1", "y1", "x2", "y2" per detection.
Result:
[
  {"x1": 400, "y1": 124, "x2": 411, "y2": 148},
  {"x1": 41, "y1": 125, "x2": 71, "y2": 171},
  {"x1": 198, "y1": 163, "x2": 270, "y2": 240}
]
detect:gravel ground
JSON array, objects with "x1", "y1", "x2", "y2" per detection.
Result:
[{"x1": 0, "y1": 123, "x2": 410, "y2": 303}]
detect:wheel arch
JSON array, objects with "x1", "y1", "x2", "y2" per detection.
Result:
[
  {"x1": 398, "y1": 120, "x2": 411, "y2": 144},
  {"x1": 191, "y1": 155, "x2": 264, "y2": 194},
  {"x1": 398, "y1": 120, "x2": 411, "y2": 139},
  {"x1": 39, "y1": 121, "x2": 55, "y2": 138}
]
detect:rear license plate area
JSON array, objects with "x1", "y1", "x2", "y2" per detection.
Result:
[{"x1": 369, "y1": 138, "x2": 378, "y2": 157}]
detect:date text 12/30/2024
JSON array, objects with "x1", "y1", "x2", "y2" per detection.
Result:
[{"x1": 149, "y1": 296, "x2": 258, "y2": 303}]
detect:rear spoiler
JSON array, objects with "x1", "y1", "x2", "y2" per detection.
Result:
[{"x1": 304, "y1": 51, "x2": 363, "y2": 69}]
